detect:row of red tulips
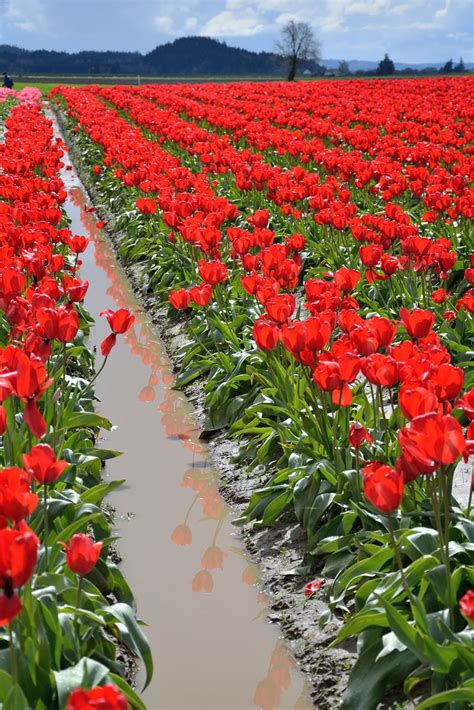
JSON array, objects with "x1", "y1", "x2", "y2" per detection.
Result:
[
  {"x1": 51, "y1": 79, "x2": 473, "y2": 708},
  {"x1": 0, "y1": 96, "x2": 150, "y2": 708}
]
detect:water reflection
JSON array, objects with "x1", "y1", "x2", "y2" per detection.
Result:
[{"x1": 66, "y1": 165, "x2": 312, "y2": 709}]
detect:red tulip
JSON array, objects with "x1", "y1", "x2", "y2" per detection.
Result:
[
  {"x1": 253, "y1": 318, "x2": 280, "y2": 351},
  {"x1": 189, "y1": 284, "x2": 212, "y2": 306},
  {"x1": 281, "y1": 321, "x2": 307, "y2": 353},
  {"x1": 264, "y1": 294, "x2": 295, "y2": 324},
  {"x1": 359, "y1": 244, "x2": 382, "y2": 267},
  {"x1": 432, "y1": 288, "x2": 448, "y2": 304},
  {"x1": 400, "y1": 307, "x2": 435, "y2": 339},
  {"x1": 169, "y1": 289, "x2": 191, "y2": 310},
  {"x1": 248, "y1": 209, "x2": 269, "y2": 229},
  {"x1": 349, "y1": 422, "x2": 372, "y2": 449},
  {"x1": 136, "y1": 197, "x2": 156, "y2": 215},
  {"x1": 350, "y1": 324, "x2": 380, "y2": 356},
  {"x1": 398, "y1": 412, "x2": 466, "y2": 468},
  {"x1": 198, "y1": 260, "x2": 228, "y2": 285},
  {"x1": 313, "y1": 353, "x2": 360, "y2": 406},
  {"x1": 0, "y1": 593, "x2": 22, "y2": 626},
  {"x1": 100, "y1": 308, "x2": 134, "y2": 334},
  {"x1": 429, "y1": 364, "x2": 464, "y2": 402},
  {"x1": 459, "y1": 589, "x2": 474, "y2": 621},
  {"x1": 456, "y1": 387, "x2": 474, "y2": 420},
  {"x1": 333, "y1": 267, "x2": 361, "y2": 292},
  {"x1": 22, "y1": 444, "x2": 68, "y2": 484},
  {"x1": 0, "y1": 467, "x2": 38, "y2": 522},
  {"x1": 305, "y1": 314, "x2": 333, "y2": 351},
  {"x1": 362, "y1": 462, "x2": 404, "y2": 513},
  {"x1": 63, "y1": 534, "x2": 102, "y2": 575},
  {"x1": 56, "y1": 307, "x2": 80, "y2": 343},
  {"x1": 370, "y1": 316, "x2": 397, "y2": 348},
  {"x1": 62, "y1": 276, "x2": 89, "y2": 302},
  {"x1": 67, "y1": 685, "x2": 129, "y2": 710},
  {"x1": 395, "y1": 450, "x2": 435, "y2": 482},
  {"x1": 361, "y1": 353, "x2": 399, "y2": 387},
  {"x1": 100, "y1": 308, "x2": 134, "y2": 356},
  {"x1": 399, "y1": 386, "x2": 438, "y2": 420},
  {"x1": 380, "y1": 254, "x2": 399, "y2": 275},
  {"x1": 68, "y1": 235, "x2": 89, "y2": 254},
  {"x1": 14, "y1": 354, "x2": 53, "y2": 438},
  {"x1": 0, "y1": 523, "x2": 39, "y2": 591},
  {"x1": 100, "y1": 333, "x2": 116, "y2": 357},
  {"x1": 304, "y1": 578, "x2": 325, "y2": 597}
]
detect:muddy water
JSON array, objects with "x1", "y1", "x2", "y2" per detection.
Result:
[{"x1": 54, "y1": 120, "x2": 313, "y2": 710}]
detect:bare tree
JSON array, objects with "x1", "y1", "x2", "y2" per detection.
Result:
[
  {"x1": 276, "y1": 20, "x2": 321, "y2": 81},
  {"x1": 338, "y1": 60, "x2": 350, "y2": 76}
]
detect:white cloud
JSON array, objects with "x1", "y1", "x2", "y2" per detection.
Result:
[
  {"x1": 345, "y1": 0, "x2": 391, "y2": 16},
  {"x1": 154, "y1": 15, "x2": 175, "y2": 35},
  {"x1": 185, "y1": 16, "x2": 198, "y2": 30},
  {"x1": 435, "y1": 0, "x2": 451, "y2": 18},
  {"x1": 6, "y1": 0, "x2": 49, "y2": 33},
  {"x1": 202, "y1": 10, "x2": 267, "y2": 37}
]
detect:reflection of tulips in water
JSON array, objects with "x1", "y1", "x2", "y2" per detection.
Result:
[
  {"x1": 254, "y1": 640, "x2": 295, "y2": 710},
  {"x1": 70, "y1": 182, "x2": 300, "y2": 710},
  {"x1": 201, "y1": 545, "x2": 226, "y2": 570},
  {"x1": 138, "y1": 384, "x2": 156, "y2": 402},
  {"x1": 192, "y1": 570, "x2": 214, "y2": 593},
  {"x1": 172, "y1": 483, "x2": 228, "y2": 593},
  {"x1": 242, "y1": 562, "x2": 262, "y2": 586},
  {"x1": 170, "y1": 524, "x2": 192, "y2": 546}
]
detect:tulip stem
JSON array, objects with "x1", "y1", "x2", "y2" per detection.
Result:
[
  {"x1": 387, "y1": 514, "x2": 414, "y2": 605},
  {"x1": 75, "y1": 575, "x2": 84, "y2": 660},
  {"x1": 368, "y1": 382, "x2": 378, "y2": 442},
  {"x1": 354, "y1": 453, "x2": 361, "y2": 500},
  {"x1": 378, "y1": 387, "x2": 388, "y2": 455},
  {"x1": 43, "y1": 483, "x2": 49, "y2": 567},
  {"x1": 440, "y1": 469, "x2": 455, "y2": 626},
  {"x1": 467, "y1": 465, "x2": 473, "y2": 516},
  {"x1": 81, "y1": 355, "x2": 108, "y2": 400},
  {"x1": 429, "y1": 476, "x2": 454, "y2": 626},
  {"x1": 76, "y1": 575, "x2": 83, "y2": 610},
  {"x1": 8, "y1": 624, "x2": 17, "y2": 685}
]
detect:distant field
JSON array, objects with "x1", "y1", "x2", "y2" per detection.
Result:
[{"x1": 13, "y1": 71, "x2": 471, "y2": 94}]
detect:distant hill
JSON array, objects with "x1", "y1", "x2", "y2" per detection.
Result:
[
  {"x1": 146, "y1": 37, "x2": 281, "y2": 75},
  {"x1": 0, "y1": 37, "x2": 285, "y2": 76},
  {"x1": 0, "y1": 37, "x2": 471, "y2": 77}
]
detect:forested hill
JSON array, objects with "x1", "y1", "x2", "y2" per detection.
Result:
[{"x1": 0, "y1": 37, "x2": 285, "y2": 76}]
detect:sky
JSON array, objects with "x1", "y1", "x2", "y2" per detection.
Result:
[{"x1": 0, "y1": 0, "x2": 472, "y2": 64}]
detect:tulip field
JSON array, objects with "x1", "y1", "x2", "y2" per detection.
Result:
[
  {"x1": 0, "y1": 90, "x2": 150, "y2": 708},
  {"x1": 0, "y1": 75, "x2": 473, "y2": 709}
]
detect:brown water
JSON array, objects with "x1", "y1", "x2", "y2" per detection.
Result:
[{"x1": 52, "y1": 114, "x2": 313, "y2": 710}]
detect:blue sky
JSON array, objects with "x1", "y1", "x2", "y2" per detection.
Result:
[{"x1": 0, "y1": 0, "x2": 472, "y2": 63}]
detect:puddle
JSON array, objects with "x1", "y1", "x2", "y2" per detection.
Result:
[{"x1": 51, "y1": 113, "x2": 313, "y2": 710}]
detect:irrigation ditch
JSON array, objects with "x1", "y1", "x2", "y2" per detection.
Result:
[{"x1": 49, "y1": 99, "x2": 363, "y2": 709}]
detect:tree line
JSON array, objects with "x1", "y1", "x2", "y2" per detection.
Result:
[{"x1": 0, "y1": 32, "x2": 468, "y2": 79}]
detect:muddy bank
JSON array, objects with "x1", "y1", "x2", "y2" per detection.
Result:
[{"x1": 53, "y1": 103, "x2": 357, "y2": 708}]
